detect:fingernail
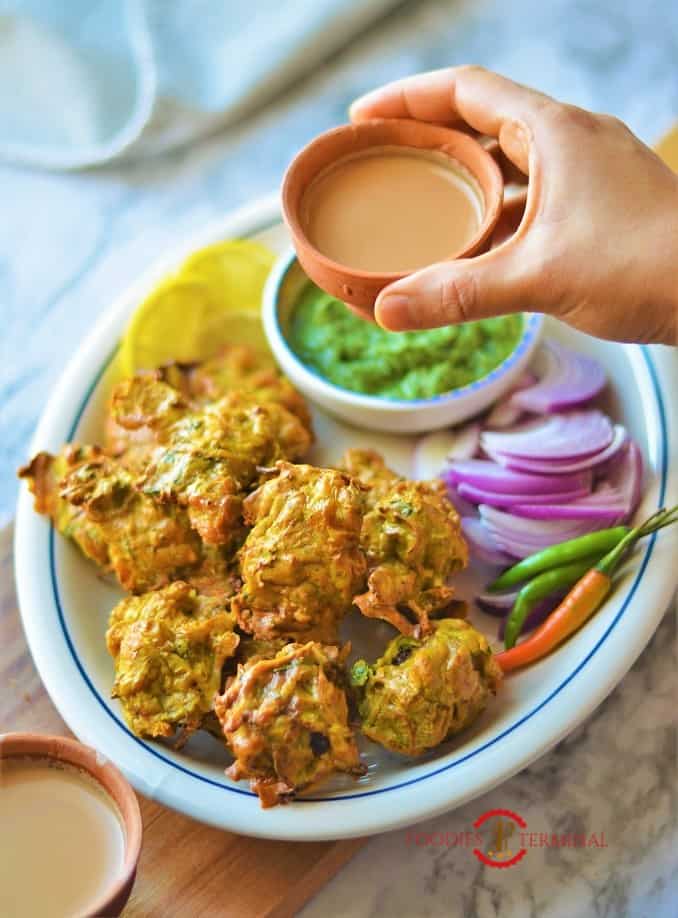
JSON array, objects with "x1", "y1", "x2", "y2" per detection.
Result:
[{"x1": 375, "y1": 294, "x2": 415, "y2": 330}]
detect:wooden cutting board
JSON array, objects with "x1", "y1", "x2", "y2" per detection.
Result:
[{"x1": 0, "y1": 524, "x2": 365, "y2": 917}]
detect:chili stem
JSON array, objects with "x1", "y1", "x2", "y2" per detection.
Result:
[
  {"x1": 596, "y1": 504, "x2": 678, "y2": 577},
  {"x1": 495, "y1": 504, "x2": 678, "y2": 673}
]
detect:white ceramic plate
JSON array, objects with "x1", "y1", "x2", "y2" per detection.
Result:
[{"x1": 14, "y1": 195, "x2": 678, "y2": 841}]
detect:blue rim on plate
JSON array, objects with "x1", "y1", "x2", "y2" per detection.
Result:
[
  {"x1": 267, "y1": 247, "x2": 543, "y2": 408},
  {"x1": 48, "y1": 337, "x2": 668, "y2": 803}
]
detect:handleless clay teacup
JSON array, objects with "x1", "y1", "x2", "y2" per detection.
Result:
[
  {"x1": 282, "y1": 118, "x2": 504, "y2": 311},
  {"x1": 0, "y1": 733, "x2": 143, "y2": 917}
]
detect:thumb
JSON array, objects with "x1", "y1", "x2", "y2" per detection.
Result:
[{"x1": 374, "y1": 244, "x2": 533, "y2": 331}]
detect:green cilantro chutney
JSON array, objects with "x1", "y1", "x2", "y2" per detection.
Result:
[{"x1": 286, "y1": 284, "x2": 524, "y2": 400}]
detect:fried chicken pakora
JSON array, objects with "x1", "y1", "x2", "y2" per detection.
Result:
[
  {"x1": 19, "y1": 445, "x2": 203, "y2": 593},
  {"x1": 232, "y1": 462, "x2": 367, "y2": 643},
  {"x1": 351, "y1": 619, "x2": 502, "y2": 757},
  {"x1": 106, "y1": 581, "x2": 239, "y2": 740},
  {"x1": 342, "y1": 449, "x2": 468, "y2": 636},
  {"x1": 215, "y1": 641, "x2": 365, "y2": 807}
]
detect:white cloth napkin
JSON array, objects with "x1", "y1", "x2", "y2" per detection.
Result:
[{"x1": 0, "y1": 0, "x2": 400, "y2": 169}]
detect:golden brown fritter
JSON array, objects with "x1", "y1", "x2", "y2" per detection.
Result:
[
  {"x1": 235, "y1": 637, "x2": 288, "y2": 665},
  {"x1": 356, "y1": 478, "x2": 468, "y2": 636},
  {"x1": 107, "y1": 364, "x2": 313, "y2": 547},
  {"x1": 183, "y1": 345, "x2": 312, "y2": 430},
  {"x1": 19, "y1": 445, "x2": 202, "y2": 593},
  {"x1": 19, "y1": 447, "x2": 109, "y2": 568},
  {"x1": 341, "y1": 448, "x2": 400, "y2": 506},
  {"x1": 109, "y1": 371, "x2": 188, "y2": 434},
  {"x1": 351, "y1": 619, "x2": 502, "y2": 757},
  {"x1": 138, "y1": 391, "x2": 312, "y2": 546},
  {"x1": 184, "y1": 544, "x2": 241, "y2": 601},
  {"x1": 106, "y1": 372, "x2": 189, "y2": 473},
  {"x1": 107, "y1": 581, "x2": 240, "y2": 740},
  {"x1": 342, "y1": 450, "x2": 468, "y2": 636},
  {"x1": 232, "y1": 462, "x2": 367, "y2": 643},
  {"x1": 215, "y1": 641, "x2": 365, "y2": 807},
  {"x1": 106, "y1": 345, "x2": 312, "y2": 470}
]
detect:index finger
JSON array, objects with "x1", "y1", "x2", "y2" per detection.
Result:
[{"x1": 349, "y1": 66, "x2": 554, "y2": 138}]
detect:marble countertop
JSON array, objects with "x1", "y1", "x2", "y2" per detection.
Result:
[
  {"x1": 2, "y1": 0, "x2": 676, "y2": 914},
  {"x1": 302, "y1": 604, "x2": 677, "y2": 918}
]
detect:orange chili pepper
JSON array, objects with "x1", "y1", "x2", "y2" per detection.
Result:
[
  {"x1": 496, "y1": 569, "x2": 610, "y2": 672},
  {"x1": 495, "y1": 504, "x2": 678, "y2": 673}
]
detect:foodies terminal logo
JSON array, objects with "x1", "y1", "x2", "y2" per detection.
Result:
[
  {"x1": 473, "y1": 809, "x2": 527, "y2": 867},
  {"x1": 406, "y1": 809, "x2": 608, "y2": 867}
]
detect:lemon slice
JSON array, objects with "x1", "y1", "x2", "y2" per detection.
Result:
[
  {"x1": 121, "y1": 239, "x2": 275, "y2": 374},
  {"x1": 182, "y1": 238, "x2": 275, "y2": 314},
  {"x1": 655, "y1": 123, "x2": 678, "y2": 172}
]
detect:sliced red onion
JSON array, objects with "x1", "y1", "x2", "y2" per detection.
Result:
[
  {"x1": 413, "y1": 423, "x2": 480, "y2": 479},
  {"x1": 446, "y1": 486, "x2": 479, "y2": 518},
  {"x1": 444, "y1": 367, "x2": 644, "y2": 557},
  {"x1": 485, "y1": 425, "x2": 628, "y2": 475},
  {"x1": 479, "y1": 503, "x2": 602, "y2": 538},
  {"x1": 604, "y1": 440, "x2": 643, "y2": 519},
  {"x1": 513, "y1": 371, "x2": 538, "y2": 390},
  {"x1": 485, "y1": 372, "x2": 537, "y2": 429},
  {"x1": 510, "y1": 492, "x2": 628, "y2": 524},
  {"x1": 478, "y1": 504, "x2": 603, "y2": 558},
  {"x1": 511, "y1": 339, "x2": 607, "y2": 413},
  {"x1": 457, "y1": 482, "x2": 590, "y2": 508},
  {"x1": 482, "y1": 411, "x2": 613, "y2": 460},
  {"x1": 461, "y1": 517, "x2": 512, "y2": 566},
  {"x1": 447, "y1": 422, "x2": 481, "y2": 461},
  {"x1": 476, "y1": 590, "x2": 519, "y2": 615},
  {"x1": 484, "y1": 400, "x2": 524, "y2": 430},
  {"x1": 510, "y1": 441, "x2": 643, "y2": 523},
  {"x1": 444, "y1": 460, "x2": 591, "y2": 495}
]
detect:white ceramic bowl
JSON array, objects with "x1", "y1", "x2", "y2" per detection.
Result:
[{"x1": 263, "y1": 247, "x2": 543, "y2": 433}]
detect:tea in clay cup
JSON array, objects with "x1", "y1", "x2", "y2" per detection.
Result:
[
  {"x1": 282, "y1": 118, "x2": 504, "y2": 311},
  {"x1": 0, "y1": 733, "x2": 142, "y2": 917}
]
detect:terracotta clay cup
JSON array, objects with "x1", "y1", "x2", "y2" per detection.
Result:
[
  {"x1": 282, "y1": 118, "x2": 504, "y2": 310},
  {"x1": 0, "y1": 733, "x2": 143, "y2": 917}
]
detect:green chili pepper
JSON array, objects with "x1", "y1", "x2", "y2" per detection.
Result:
[
  {"x1": 503, "y1": 554, "x2": 604, "y2": 650},
  {"x1": 497, "y1": 505, "x2": 678, "y2": 671},
  {"x1": 489, "y1": 526, "x2": 629, "y2": 593}
]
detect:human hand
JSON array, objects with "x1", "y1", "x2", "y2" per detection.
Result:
[{"x1": 350, "y1": 67, "x2": 678, "y2": 345}]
